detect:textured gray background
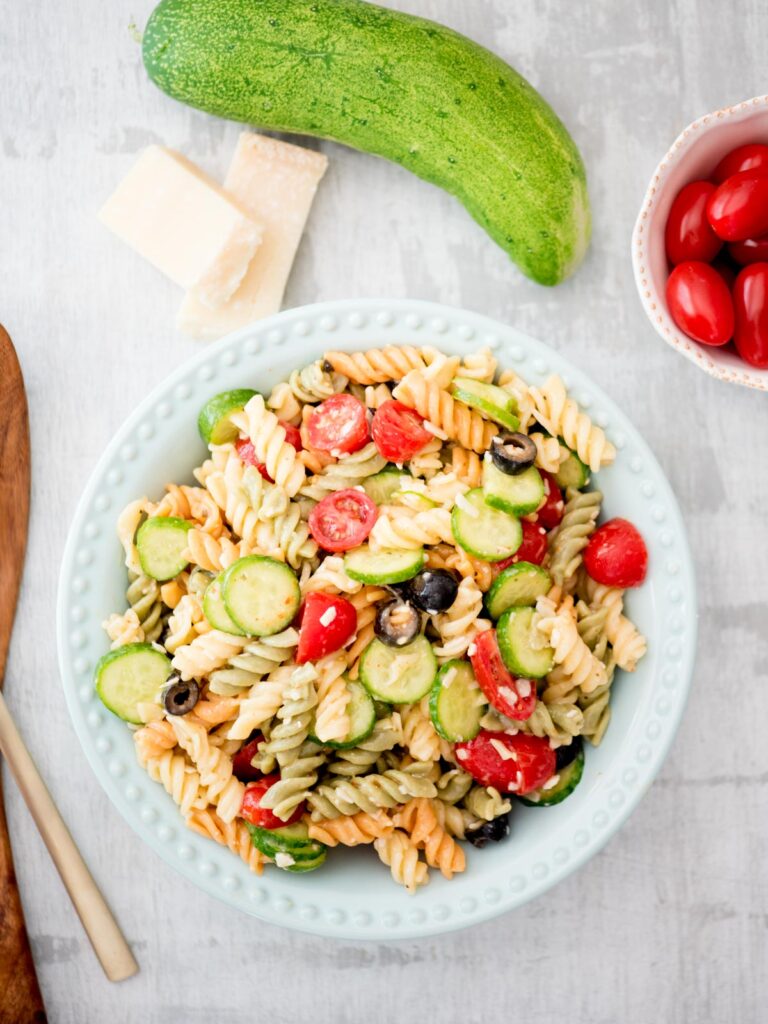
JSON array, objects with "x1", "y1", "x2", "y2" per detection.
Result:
[{"x1": 2, "y1": 1, "x2": 767, "y2": 1021}]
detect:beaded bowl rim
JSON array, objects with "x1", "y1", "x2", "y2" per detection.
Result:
[
  {"x1": 631, "y1": 93, "x2": 768, "y2": 391},
  {"x1": 57, "y1": 298, "x2": 696, "y2": 939}
]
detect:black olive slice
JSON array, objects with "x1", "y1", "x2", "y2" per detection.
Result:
[
  {"x1": 490, "y1": 432, "x2": 537, "y2": 476},
  {"x1": 465, "y1": 814, "x2": 511, "y2": 848},
  {"x1": 163, "y1": 677, "x2": 200, "y2": 716},
  {"x1": 374, "y1": 600, "x2": 421, "y2": 647},
  {"x1": 406, "y1": 569, "x2": 459, "y2": 614}
]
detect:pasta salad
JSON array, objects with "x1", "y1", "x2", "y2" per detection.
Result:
[{"x1": 96, "y1": 345, "x2": 648, "y2": 892}]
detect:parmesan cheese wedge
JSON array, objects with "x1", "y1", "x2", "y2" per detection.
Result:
[
  {"x1": 99, "y1": 146, "x2": 262, "y2": 309},
  {"x1": 177, "y1": 133, "x2": 328, "y2": 340}
]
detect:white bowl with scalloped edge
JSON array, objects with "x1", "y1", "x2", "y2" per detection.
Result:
[
  {"x1": 57, "y1": 299, "x2": 696, "y2": 939},
  {"x1": 632, "y1": 94, "x2": 768, "y2": 391}
]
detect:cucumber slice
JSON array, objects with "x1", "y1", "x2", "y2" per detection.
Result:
[
  {"x1": 485, "y1": 562, "x2": 552, "y2": 619},
  {"x1": 429, "y1": 660, "x2": 486, "y2": 742},
  {"x1": 344, "y1": 545, "x2": 424, "y2": 585},
  {"x1": 136, "y1": 516, "x2": 192, "y2": 582},
  {"x1": 309, "y1": 678, "x2": 376, "y2": 749},
  {"x1": 482, "y1": 457, "x2": 544, "y2": 516},
  {"x1": 451, "y1": 489, "x2": 522, "y2": 562},
  {"x1": 518, "y1": 746, "x2": 585, "y2": 806},
  {"x1": 197, "y1": 389, "x2": 258, "y2": 445},
  {"x1": 359, "y1": 635, "x2": 437, "y2": 704},
  {"x1": 203, "y1": 573, "x2": 246, "y2": 636},
  {"x1": 363, "y1": 467, "x2": 409, "y2": 505},
  {"x1": 284, "y1": 850, "x2": 328, "y2": 872},
  {"x1": 221, "y1": 555, "x2": 300, "y2": 637},
  {"x1": 246, "y1": 822, "x2": 326, "y2": 863},
  {"x1": 95, "y1": 643, "x2": 171, "y2": 724},
  {"x1": 555, "y1": 443, "x2": 590, "y2": 490},
  {"x1": 451, "y1": 378, "x2": 520, "y2": 431},
  {"x1": 497, "y1": 606, "x2": 554, "y2": 679},
  {"x1": 391, "y1": 490, "x2": 438, "y2": 511}
]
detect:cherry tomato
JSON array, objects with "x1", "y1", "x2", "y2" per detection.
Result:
[
  {"x1": 307, "y1": 394, "x2": 370, "y2": 455},
  {"x1": 664, "y1": 180, "x2": 722, "y2": 265},
  {"x1": 236, "y1": 422, "x2": 301, "y2": 481},
  {"x1": 707, "y1": 172, "x2": 768, "y2": 242},
  {"x1": 470, "y1": 630, "x2": 537, "y2": 722},
  {"x1": 711, "y1": 256, "x2": 738, "y2": 290},
  {"x1": 308, "y1": 488, "x2": 378, "y2": 552},
  {"x1": 296, "y1": 592, "x2": 357, "y2": 664},
  {"x1": 733, "y1": 263, "x2": 768, "y2": 368},
  {"x1": 455, "y1": 731, "x2": 556, "y2": 795},
  {"x1": 728, "y1": 235, "x2": 768, "y2": 266},
  {"x1": 493, "y1": 521, "x2": 547, "y2": 573},
  {"x1": 537, "y1": 471, "x2": 565, "y2": 529},
  {"x1": 241, "y1": 776, "x2": 304, "y2": 829},
  {"x1": 713, "y1": 143, "x2": 768, "y2": 184},
  {"x1": 666, "y1": 261, "x2": 734, "y2": 346},
  {"x1": 584, "y1": 518, "x2": 648, "y2": 588},
  {"x1": 232, "y1": 736, "x2": 264, "y2": 783},
  {"x1": 371, "y1": 400, "x2": 433, "y2": 462}
]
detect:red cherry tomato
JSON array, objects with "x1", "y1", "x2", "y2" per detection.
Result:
[
  {"x1": 666, "y1": 261, "x2": 734, "y2": 346},
  {"x1": 494, "y1": 521, "x2": 548, "y2": 573},
  {"x1": 713, "y1": 143, "x2": 768, "y2": 184},
  {"x1": 537, "y1": 471, "x2": 565, "y2": 529},
  {"x1": 711, "y1": 256, "x2": 738, "y2": 290},
  {"x1": 241, "y1": 776, "x2": 304, "y2": 829},
  {"x1": 296, "y1": 592, "x2": 357, "y2": 664},
  {"x1": 307, "y1": 394, "x2": 370, "y2": 455},
  {"x1": 664, "y1": 180, "x2": 722, "y2": 265},
  {"x1": 308, "y1": 488, "x2": 378, "y2": 552},
  {"x1": 371, "y1": 400, "x2": 433, "y2": 462},
  {"x1": 733, "y1": 263, "x2": 768, "y2": 368},
  {"x1": 470, "y1": 630, "x2": 537, "y2": 722},
  {"x1": 232, "y1": 736, "x2": 264, "y2": 783},
  {"x1": 728, "y1": 234, "x2": 768, "y2": 266},
  {"x1": 236, "y1": 422, "x2": 301, "y2": 481},
  {"x1": 707, "y1": 172, "x2": 768, "y2": 242},
  {"x1": 584, "y1": 518, "x2": 648, "y2": 588},
  {"x1": 455, "y1": 731, "x2": 556, "y2": 795}
]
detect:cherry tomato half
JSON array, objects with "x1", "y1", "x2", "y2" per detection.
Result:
[
  {"x1": 666, "y1": 261, "x2": 734, "y2": 346},
  {"x1": 537, "y1": 471, "x2": 565, "y2": 530},
  {"x1": 232, "y1": 736, "x2": 264, "y2": 783},
  {"x1": 493, "y1": 521, "x2": 548, "y2": 572},
  {"x1": 470, "y1": 630, "x2": 537, "y2": 722},
  {"x1": 307, "y1": 394, "x2": 370, "y2": 454},
  {"x1": 296, "y1": 592, "x2": 357, "y2": 664},
  {"x1": 664, "y1": 180, "x2": 722, "y2": 265},
  {"x1": 455, "y1": 731, "x2": 556, "y2": 795},
  {"x1": 371, "y1": 400, "x2": 433, "y2": 462},
  {"x1": 713, "y1": 143, "x2": 768, "y2": 184},
  {"x1": 241, "y1": 776, "x2": 304, "y2": 829},
  {"x1": 236, "y1": 422, "x2": 302, "y2": 481},
  {"x1": 308, "y1": 488, "x2": 378, "y2": 552},
  {"x1": 707, "y1": 172, "x2": 768, "y2": 242},
  {"x1": 728, "y1": 235, "x2": 768, "y2": 266},
  {"x1": 733, "y1": 263, "x2": 768, "y2": 369},
  {"x1": 584, "y1": 517, "x2": 648, "y2": 589}
]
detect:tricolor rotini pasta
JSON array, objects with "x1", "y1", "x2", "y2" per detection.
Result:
[{"x1": 96, "y1": 342, "x2": 646, "y2": 889}]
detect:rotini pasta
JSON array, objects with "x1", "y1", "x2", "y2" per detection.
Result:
[
  {"x1": 528, "y1": 375, "x2": 616, "y2": 473},
  {"x1": 548, "y1": 488, "x2": 602, "y2": 588},
  {"x1": 324, "y1": 345, "x2": 433, "y2": 385},
  {"x1": 228, "y1": 394, "x2": 306, "y2": 496},
  {"x1": 393, "y1": 370, "x2": 497, "y2": 452}
]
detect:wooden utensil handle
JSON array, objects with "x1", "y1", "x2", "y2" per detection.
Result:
[
  {"x1": 0, "y1": 773, "x2": 47, "y2": 1023},
  {"x1": 0, "y1": 695, "x2": 137, "y2": 983}
]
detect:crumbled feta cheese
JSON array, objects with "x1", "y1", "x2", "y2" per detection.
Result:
[
  {"x1": 490, "y1": 738, "x2": 515, "y2": 761},
  {"x1": 455, "y1": 493, "x2": 479, "y2": 517},
  {"x1": 423, "y1": 420, "x2": 448, "y2": 440},
  {"x1": 275, "y1": 852, "x2": 296, "y2": 868},
  {"x1": 499, "y1": 686, "x2": 517, "y2": 705},
  {"x1": 542, "y1": 773, "x2": 561, "y2": 791},
  {"x1": 566, "y1": 709, "x2": 579, "y2": 719},
  {"x1": 516, "y1": 678, "x2": 532, "y2": 698},
  {"x1": 442, "y1": 667, "x2": 458, "y2": 689},
  {"x1": 456, "y1": 748, "x2": 469, "y2": 761},
  {"x1": 525, "y1": 791, "x2": 540, "y2": 803},
  {"x1": 319, "y1": 606, "x2": 337, "y2": 627},
  {"x1": 467, "y1": 642, "x2": 477, "y2": 657}
]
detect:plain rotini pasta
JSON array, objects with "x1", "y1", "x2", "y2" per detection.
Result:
[
  {"x1": 103, "y1": 609, "x2": 145, "y2": 649},
  {"x1": 425, "y1": 543, "x2": 495, "y2": 593},
  {"x1": 369, "y1": 504, "x2": 454, "y2": 551},
  {"x1": 392, "y1": 797, "x2": 466, "y2": 879},
  {"x1": 373, "y1": 830, "x2": 429, "y2": 894},
  {"x1": 171, "y1": 629, "x2": 248, "y2": 682},
  {"x1": 313, "y1": 654, "x2": 351, "y2": 743},
  {"x1": 140, "y1": 748, "x2": 207, "y2": 817},
  {"x1": 393, "y1": 370, "x2": 498, "y2": 453},
  {"x1": 534, "y1": 594, "x2": 607, "y2": 694},
  {"x1": 300, "y1": 442, "x2": 386, "y2": 502},
  {"x1": 462, "y1": 785, "x2": 512, "y2": 822},
  {"x1": 528, "y1": 375, "x2": 616, "y2": 473},
  {"x1": 228, "y1": 394, "x2": 306, "y2": 496},
  {"x1": 345, "y1": 586, "x2": 388, "y2": 677},
  {"x1": 170, "y1": 716, "x2": 245, "y2": 823},
  {"x1": 226, "y1": 664, "x2": 297, "y2": 740},
  {"x1": 324, "y1": 345, "x2": 434, "y2": 385},
  {"x1": 186, "y1": 807, "x2": 269, "y2": 874},
  {"x1": 449, "y1": 446, "x2": 484, "y2": 488},
  {"x1": 431, "y1": 576, "x2": 491, "y2": 661},
  {"x1": 306, "y1": 810, "x2": 393, "y2": 847},
  {"x1": 183, "y1": 528, "x2": 250, "y2": 573},
  {"x1": 401, "y1": 698, "x2": 441, "y2": 762},
  {"x1": 579, "y1": 575, "x2": 647, "y2": 671},
  {"x1": 458, "y1": 347, "x2": 497, "y2": 383}
]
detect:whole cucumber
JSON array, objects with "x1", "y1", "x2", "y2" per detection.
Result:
[{"x1": 143, "y1": 0, "x2": 590, "y2": 285}]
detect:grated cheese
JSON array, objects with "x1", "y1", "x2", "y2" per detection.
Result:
[
  {"x1": 490, "y1": 738, "x2": 515, "y2": 761},
  {"x1": 542, "y1": 773, "x2": 561, "y2": 791},
  {"x1": 467, "y1": 642, "x2": 477, "y2": 657},
  {"x1": 516, "y1": 678, "x2": 532, "y2": 698},
  {"x1": 455, "y1": 492, "x2": 479, "y2": 517},
  {"x1": 456, "y1": 748, "x2": 469, "y2": 761},
  {"x1": 423, "y1": 420, "x2": 449, "y2": 440},
  {"x1": 274, "y1": 852, "x2": 296, "y2": 868},
  {"x1": 319, "y1": 606, "x2": 337, "y2": 627},
  {"x1": 442, "y1": 667, "x2": 458, "y2": 689}
]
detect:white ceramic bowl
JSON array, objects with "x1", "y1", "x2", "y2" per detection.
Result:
[
  {"x1": 57, "y1": 299, "x2": 696, "y2": 939},
  {"x1": 632, "y1": 94, "x2": 768, "y2": 391}
]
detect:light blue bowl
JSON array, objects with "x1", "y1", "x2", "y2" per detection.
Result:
[{"x1": 57, "y1": 299, "x2": 696, "y2": 939}]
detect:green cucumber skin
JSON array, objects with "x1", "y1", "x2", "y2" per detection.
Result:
[
  {"x1": 143, "y1": 0, "x2": 590, "y2": 286},
  {"x1": 517, "y1": 748, "x2": 584, "y2": 806}
]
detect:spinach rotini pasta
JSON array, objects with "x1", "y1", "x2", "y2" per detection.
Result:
[{"x1": 95, "y1": 343, "x2": 647, "y2": 890}]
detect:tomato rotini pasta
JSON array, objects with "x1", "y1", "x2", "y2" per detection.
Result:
[{"x1": 95, "y1": 344, "x2": 647, "y2": 890}]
